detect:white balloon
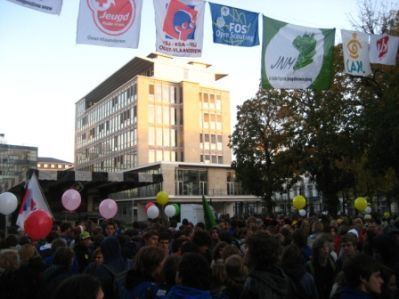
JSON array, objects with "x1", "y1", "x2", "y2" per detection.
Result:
[
  {"x1": 365, "y1": 207, "x2": 372, "y2": 214},
  {"x1": 0, "y1": 192, "x2": 18, "y2": 215},
  {"x1": 299, "y1": 209, "x2": 307, "y2": 217},
  {"x1": 164, "y1": 205, "x2": 176, "y2": 218},
  {"x1": 147, "y1": 205, "x2": 159, "y2": 219}
]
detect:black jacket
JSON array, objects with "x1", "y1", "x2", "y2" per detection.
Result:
[{"x1": 240, "y1": 267, "x2": 294, "y2": 299}]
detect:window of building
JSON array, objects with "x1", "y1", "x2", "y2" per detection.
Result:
[{"x1": 149, "y1": 84, "x2": 154, "y2": 95}]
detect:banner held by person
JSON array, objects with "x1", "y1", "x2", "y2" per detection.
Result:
[
  {"x1": 341, "y1": 29, "x2": 372, "y2": 77},
  {"x1": 6, "y1": 0, "x2": 63, "y2": 15},
  {"x1": 201, "y1": 195, "x2": 216, "y2": 230},
  {"x1": 76, "y1": 0, "x2": 143, "y2": 48},
  {"x1": 209, "y1": 2, "x2": 259, "y2": 47},
  {"x1": 154, "y1": 0, "x2": 205, "y2": 57},
  {"x1": 369, "y1": 33, "x2": 399, "y2": 66},
  {"x1": 16, "y1": 172, "x2": 53, "y2": 228},
  {"x1": 262, "y1": 15, "x2": 335, "y2": 90}
]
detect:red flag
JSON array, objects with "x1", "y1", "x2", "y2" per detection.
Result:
[{"x1": 16, "y1": 173, "x2": 53, "y2": 228}]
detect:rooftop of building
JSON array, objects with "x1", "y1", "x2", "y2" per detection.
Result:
[
  {"x1": 78, "y1": 52, "x2": 228, "y2": 109},
  {"x1": 38, "y1": 157, "x2": 73, "y2": 164},
  {"x1": 0, "y1": 143, "x2": 37, "y2": 151}
]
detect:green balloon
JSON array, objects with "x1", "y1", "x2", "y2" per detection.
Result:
[{"x1": 172, "y1": 203, "x2": 180, "y2": 215}]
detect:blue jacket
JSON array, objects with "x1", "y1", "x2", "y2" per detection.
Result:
[
  {"x1": 339, "y1": 287, "x2": 372, "y2": 299},
  {"x1": 166, "y1": 285, "x2": 212, "y2": 299}
]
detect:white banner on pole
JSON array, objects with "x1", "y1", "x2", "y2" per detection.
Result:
[
  {"x1": 341, "y1": 30, "x2": 372, "y2": 77},
  {"x1": 369, "y1": 34, "x2": 399, "y2": 66},
  {"x1": 76, "y1": 0, "x2": 143, "y2": 48},
  {"x1": 154, "y1": 0, "x2": 205, "y2": 57},
  {"x1": 6, "y1": 0, "x2": 63, "y2": 15}
]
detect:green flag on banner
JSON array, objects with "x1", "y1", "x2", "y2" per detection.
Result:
[
  {"x1": 202, "y1": 195, "x2": 217, "y2": 230},
  {"x1": 261, "y1": 15, "x2": 335, "y2": 90}
]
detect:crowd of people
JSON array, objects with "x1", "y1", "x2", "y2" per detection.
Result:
[{"x1": 0, "y1": 213, "x2": 398, "y2": 299}]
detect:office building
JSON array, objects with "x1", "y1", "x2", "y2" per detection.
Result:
[{"x1": 74, "y1": 53, "x2": 259, "y2": 221}]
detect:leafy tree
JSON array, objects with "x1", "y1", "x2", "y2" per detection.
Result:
[{"x1": 229, "y1": 88, "x2": 300, "y2": 214}]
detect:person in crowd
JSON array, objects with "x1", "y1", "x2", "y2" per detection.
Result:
[
  {"x1": 307, "y1": 234, "x2": 337, "y2": 299},
  {"x1": 59, "y1": 222, "x2": 74, "y2": 247},
  {"x1": 241, "y1": 232, "x2": 294, "y2": 299},
  {"x1": 0, "y1": 249, "x2": 20, "y2": 299},
  {"x1": 93, "y1": 236, "x2": 131, "y2": 299},
  {"x1": 74, "y1": 231, "x2": 93, "y2": 273},
  {"x1": 308, "y1": 221, "x2": 324, "y2": 248},
  {"x1": 281, "y1": 244, "x2": 319, "y2": 299},
  {"x1": 166, "y1": 252, "x2": 213, "y2": 299},
  {"x1": 143, "y1": 230, "x2": 160, "y2": 248},
  {"x1": 160, "y1": 255, "x2": 182, "y2": 293},
  {"x1": 85, "y1": 247, "x2": 104, "y2": 275},
  {"x1": 39, "y1": 247, "x2": 75, "y2": 298},
  {"x1": 218, "y1": 254, "x2": 248, "y2": 299},
  {"x1": 380, "y1": 265, "x2": 398, "y2": 299},
  {"x1": 125, "y1": 246, "x2": 166, "y2": 298},
  {"x1": 337, "y1": 233, "x2": 358, "y2": 272},
  {"x1": 51, "y1": 274, "x2": 104, "y2": 299},
  {"x1": 159, "y1": 230, "x2": 171, "y2": 256},
  {"x1": 340, "y1": 253, "x2": 383, "y2": 299},
  {"x1": 43, "y1": 238, "x2": 67, "y2": 267},
  {"x1": 15, "y1": 244, "x2": 46, "y2": 299},
  {"x1": 192, "y1": 230, "x2": 212, "y2": 262},
  {"x1": 170, "y1": 236, "x2": 190, "y2": 256},
  {"x1": 292, "y1": 228, "x2": 312, "y2": 263},
  {"x1": 104, "y1": 221, "x2": 117, "y2": 237}
]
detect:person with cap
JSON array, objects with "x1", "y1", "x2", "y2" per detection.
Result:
[{"x1": 74, "y1": 231, "x2": 93, "y2": 273}]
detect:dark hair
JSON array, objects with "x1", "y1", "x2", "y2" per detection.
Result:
[
  {"x1": 60, "y1": 222, "x2": 72, "y2": 233},
  {"x1": 143, "y1": 229, "x2": 160, "y2": 240},
  {"x1": 134, "y1": 246, "x2": 165, "y2": 278},
  {"x1": 343, "y1": 254, "x2": 381, "y2": 288},
  {"x1": 53, "y1": 247, "x2": 74, "y2": 267},
  {"x1": 292, "y1": 229, "x2": 307, "y2": 247},
  {"x1": 246, "y1": 232, "x2": 281, "y2": 270},
  {"x1": 179, "y1": 253, "x2": 211, "y2": 290},
  {"x1": 311, "y1": 234, "x2": 330, "y2": 266},
  {"x1": 281, "y1": 244, "x2": 304, "y2": 269},
  {"x1": 51, "y1": 274, "x2": 102, "y2": 299},
  {"x1": 180, "y1": 241, "x2": 199, "y2": 254},
  {"x1": 341, "y1": 233, "x2": 358, "y2": 247},
  {"x1": 161, "y1": 255, "x2": 182, "y2": 287},
  {"x1": 192, "y1": 230, "x2": 211, "y2": 247},
  {"x1": 171, "y1": 236, "x2": 189, "y2": 254}
]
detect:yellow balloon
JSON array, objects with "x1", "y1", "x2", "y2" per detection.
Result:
[
  {"x1": 156, "y1": 191, "x2": 169, "y2": 206},
  {"x1": 384, "y1": 211, "x2": 390, "y2": 219},
  {"x1": 354, "y1": 197, "x2": 367, "y2": 212},
  {"x1": 292, "y1": 195, "x2": 306, "y2": 210}
]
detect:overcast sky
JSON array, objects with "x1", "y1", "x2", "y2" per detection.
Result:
[{"x1": 0, "y1": 0, "x2": 365, "y2": 162}]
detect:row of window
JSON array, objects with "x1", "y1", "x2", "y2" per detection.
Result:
[
  {"x1": 77, "y1": 108, "x2": 137, "y2": 147},
  {"x1": 148, "y1": 150, "x2": 182, "y2": 163},
  {"x1": 200, "y1": 92, "x2": 222, "y2": 111},
  {"x1": 200, "y1": 113, "x2": 223, "y2": 130},
  {"x1": 77, "y1": 153, "x2": 138, "y2": 172},
  {"x1": 148, "y1": 83, "x2": 181, "y2": 104},
  {"x1": 76, "y1": 130, "x2": 137, "y2": 164},
  {"x1": 148, "y1": 127, "x2": 180, "y2": 147},
  {"x1": 77, "y1": 82, "x2": 137, "y2": 130},
  {"x1": 200, "y1": 155, "x2": 223, "y2": 164},
  {"x1": 148, "y1": 105, "x2": 182, "y2": 126}
]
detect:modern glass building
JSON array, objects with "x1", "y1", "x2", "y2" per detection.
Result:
[
  {"x1": 74, "y1": 53, "x2": 260, "y2": 221},
  {"x1": 75, "y1": 53, "x2": 231, "y2": 172},
  {"x1": 0, "y1": 143, "x2": 38, "y2": 193}
]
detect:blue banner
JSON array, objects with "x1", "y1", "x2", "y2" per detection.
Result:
[{"x1": 209, "y1": 2, "x2": 259, "y2": 47}]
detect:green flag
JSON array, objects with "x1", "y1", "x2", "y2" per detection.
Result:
[
  {"x1": 261, "y1": 15, "x2": 335, "y2": 90},
  {"x1": 202, "y1": 195, "x2": 217, "y2": 230}
]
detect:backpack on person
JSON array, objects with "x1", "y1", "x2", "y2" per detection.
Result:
[{"x1": 103, "y1": 264, "x2": 130, "y2": 299}]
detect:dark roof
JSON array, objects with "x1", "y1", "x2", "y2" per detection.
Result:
[
  {"x1": 81, "y1": 56, "x2": 154, "y2": 107},
  {"x1": 38, "y1": 157, "x2": 72, "y2": 164}
]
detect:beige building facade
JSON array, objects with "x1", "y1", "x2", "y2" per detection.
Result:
[{"x1": 74, "y1": 53, "x2": 259, "y2": 221}]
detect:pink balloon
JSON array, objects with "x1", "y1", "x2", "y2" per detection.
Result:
[
  {"x1": 61, "y1": 189, "x2": 81, "y2": 211},
  {"x1": 99, "y1": 199, "x2": 118, "y2": 219}
]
